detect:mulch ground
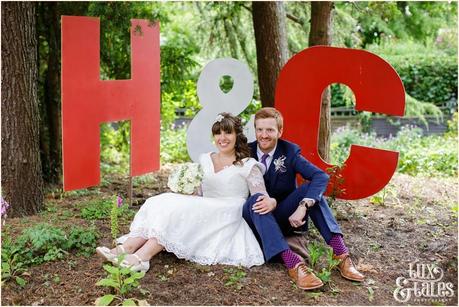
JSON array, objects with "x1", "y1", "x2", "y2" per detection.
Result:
[{"x1": 1, "y1": 168, "x2": 458, "y2": 306}]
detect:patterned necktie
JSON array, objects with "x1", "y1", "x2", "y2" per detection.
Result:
[{"x1": 260, "y1": 154, "x2": 269, "y2": 170}]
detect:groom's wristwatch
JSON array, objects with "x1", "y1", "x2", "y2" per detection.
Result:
[{"x1": 299, "y1": 198, "x2": 315, "y2": 209}]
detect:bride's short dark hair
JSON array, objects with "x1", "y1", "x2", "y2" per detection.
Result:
[{"x1": 211, "y1": 113, "x2": 251, "y2": 166}]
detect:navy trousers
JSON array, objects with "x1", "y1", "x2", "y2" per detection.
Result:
[{"x1": 242, "y1": 183, "x2": 342, "y2": 262}]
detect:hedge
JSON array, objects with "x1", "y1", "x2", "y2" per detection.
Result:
[{"x1": 331, "y1": 53, "x2": 458, "y2": 109}]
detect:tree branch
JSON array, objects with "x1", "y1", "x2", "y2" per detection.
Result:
[{"x1": 243, "y1": 3, "x2": 305, "y2": 26}]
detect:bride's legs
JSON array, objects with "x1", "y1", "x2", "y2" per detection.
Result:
[
  {"x1": 124, "y1": 238, "x2": 164, "y2": 264},
  {"x1": 111, "y1": 237, "x2": 147, "y2": 254}
]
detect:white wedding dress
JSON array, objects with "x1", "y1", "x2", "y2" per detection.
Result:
[{"x1": 117, "y1": 152, "x2": 266, "y2": 268}]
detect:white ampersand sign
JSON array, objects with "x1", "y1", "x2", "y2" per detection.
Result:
[{"x1": 186, "y1": 58, "x2": 255, "y2": 162}]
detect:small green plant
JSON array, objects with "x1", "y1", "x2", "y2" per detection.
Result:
[
  {"x1": 307, "y1": 242, "x2": 325, "y2": 268},
  {"x1": 16, "y1": 223, "x2": 68, "y2": 265},
  {"x1": 65, "y1": 226, "x2": 99, "y2": 257},
  {"x1": 81, "y1": 199, "x2": 113, "y2": 220},
  {"x1": 370, "y1": 188, "x2": 387, "y2": 205},
  {"x1": 223, "y1": 267, "x2": 247, "y2": 290},
  {"x1": 307, "y1": 243, "x2": 340, "y2": 285},
  {"x1": 81, "y1": 198, "x2": 133, "y2": 221},
  {"x1": 326, "y1": 164, "x2": 346, "y2": 207},
  {"x1": 95, "y1": 257, "x2": 147, "y2": 306},
  {"x1": 1, "y1": 234, "x2": 28, "y2": 287},
  {"x1": 111, "y1": 196, "x2": 123, "y2": 243},
  {"x1": 370, "y1": 184, "x2": 399, "y2": 206}
]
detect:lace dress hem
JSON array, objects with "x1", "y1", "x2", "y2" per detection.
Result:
[{"x1": 117, "y1": 227, "x2": 264, "y2": 268}]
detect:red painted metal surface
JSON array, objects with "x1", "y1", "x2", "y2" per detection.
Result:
[
  {"x1": 276, "y1": 46, "x2": 405, "y2": 200},
  {"x1": 61, "y1": 16, "x2": 160, "y2": 191}
]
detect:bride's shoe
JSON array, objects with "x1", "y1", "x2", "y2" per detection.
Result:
[
  {"x1": 119, "y1": 253, "x2": 150, "y2": 273},
  {"x1": 96, "y1": 245, "x2": 126, "y2": 263}
]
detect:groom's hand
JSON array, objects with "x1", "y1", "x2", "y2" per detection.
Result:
[
  {"x1": 288, "y1": 206, "x2": 307, "y2": 228},
  {"x1": 252, "y1": 195, "x2": 277, "y2": 215}
]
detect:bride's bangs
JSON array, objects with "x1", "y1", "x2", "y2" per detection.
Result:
[{"x1": 212, "y1": 118, "x2": 235, "y2": 135}]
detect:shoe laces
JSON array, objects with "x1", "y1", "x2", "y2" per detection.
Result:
[{"x1": 298, "y1": 263, "x2": 311, "y2": 275}]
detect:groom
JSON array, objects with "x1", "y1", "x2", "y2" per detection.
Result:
[{"x1": 243, "y1": 107, "x2": 364, "y2": 290}]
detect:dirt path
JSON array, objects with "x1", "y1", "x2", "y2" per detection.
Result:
[{"x1": 1, "y1": 171, "x2": 457, "y2": 306}]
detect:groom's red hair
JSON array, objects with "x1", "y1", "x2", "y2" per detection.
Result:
[{"x1": 254, "y1": 107, "x2": 284, "y2": 131}]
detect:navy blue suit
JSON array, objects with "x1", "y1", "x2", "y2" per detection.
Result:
[{"x1": 242, "y1": 139, "x2": 342, "y2": 262}]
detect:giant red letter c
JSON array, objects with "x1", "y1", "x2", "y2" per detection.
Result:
[{"x1": 275, "y1": 46, "x2": 405, "y2": 200}]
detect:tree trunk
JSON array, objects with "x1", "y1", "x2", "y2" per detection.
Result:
[
  {"x1": 309, "y1": 1, "x2": 333, "y2": 162},
  {"x1": 1, "y1": 2, "x2": 44, "y2": 216},
  {"x1": 43, "y1": 2, "x2": 62, "y2": 184},
  {"x1": 252, "y1": 1, "x2": 289, "y2": 107}
]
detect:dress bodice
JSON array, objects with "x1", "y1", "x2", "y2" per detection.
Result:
[{"x1": 199, "y1": 152, "x2": 260, "y2": 199}]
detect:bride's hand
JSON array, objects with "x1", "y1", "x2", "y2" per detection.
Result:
[
  {"x1": 252, "y1": 195, "x2": 276, "y2": 215},
  {"x1": 192, "y1": 185, "x2": 203, "y2": 196}
]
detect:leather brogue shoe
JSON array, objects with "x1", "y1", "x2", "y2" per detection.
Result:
[
  {"x1": 333, "y1": 253, "x2": 364, "y2": 282},
  {"x1": 287, "y1": 262, "x2": 324, "y2": 290}
]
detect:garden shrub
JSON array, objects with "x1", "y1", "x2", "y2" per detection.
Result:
[
  {"x1": 368, "y1": 42, "x2": 457, "y2": 107},
  {"x1": 391, "y1": 55, "x2": 457, "y2": 107},
  {"x1": 330, "y1": 125, "x2": 458, "y2": 177}
]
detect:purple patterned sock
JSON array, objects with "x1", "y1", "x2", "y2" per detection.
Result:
[
  {"x1": 329, "y1": 234, "x2": 349, "y2": 256},
  {"x1": 280, "y1": 249, "x2": 302, "y2": 269}
]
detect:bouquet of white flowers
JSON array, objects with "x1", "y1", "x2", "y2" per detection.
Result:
[{"x1": 167, "y1": 163, "x2": 204, "y2": 195}]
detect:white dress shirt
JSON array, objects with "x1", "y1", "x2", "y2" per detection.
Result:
[{"x1": 256, "y1": 145, "x2": 277, "y2": 171}]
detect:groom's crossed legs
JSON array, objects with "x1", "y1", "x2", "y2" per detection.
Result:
[
  {"x1": 243, "y1": 185, "x2": 345, "y2": 258},
  {"x1": 243, "y1": 192, "x2": 323, "y2": 290},
  {"x1": 243, "y1": 185, "x2": 364, "y2": 282}
]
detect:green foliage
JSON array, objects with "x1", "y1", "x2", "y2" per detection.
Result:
[
  {"x1": 16, "y1": 223, "x2": 68, "y2": 265},
  {"x1": 86, "y1": 2, "x2": 169, "y2": 80},
  {"x1": 331, "y1": 84, "x2": 354, "y2": 108},
  {"x1": 161, "y1": 80, "x2": 201, "y2": 126},
  {"x1": 160, "y1": 125, "x2": 190, "y2": 163},
  {"x1": 1, "y1": 223, "x2": 99, "y2": 283},
  {"x1": 100, "y1": 122, "x2": 130, "y2": 175},
  {"x1": 446, "y1": 112, "x2": 458, "y2": 137},
  {"x1": 339, "y1": 2, "x2": 457, "y2": 47},
  {"x1": 95, "y1": 260, "x2": 147, "y2": 306},
  {"x1": 80, "y1": 198, "x2": 133, "y2": 221},
  {"x1": 404, "y1": 94, "x2": 443, "y2": 127},
  {"x1": 387, "y1": 127, "x2": 458, "y2": 177},
  {"x1": 330, "y1": 125, "x2": 458, "y2": 177},
  {"x1": 223, "y1": 267, "x2": 247, "y2": 290},
  {"x1": 368, "y1": 42, "x2": 457, "y2": 107},
  {"x1": 306, "y1": 242, "x2": 340, "y2": 284},
  {"x1": 326, "y1": 164, "x2": 346, "y2": 208},
  {"x1": 65, "y1": 226, "x2": 99, "y2": 257},
  {"x1": 111, "y1": 197, "x2": 120, "y2": 242},
  {"x1": 1, "y1": 234, "x2": 28, "y2": 286},
  {"x1": 330, "y1": 126, "x2": 385, "y2": 165},
  {"x1": 307, "y1": 242, "x2": 325, "y2": 269}
]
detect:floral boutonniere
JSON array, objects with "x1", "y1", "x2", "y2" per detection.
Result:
[{"x1": 273, "y1": 155, "x2": 287, "y2": 173}]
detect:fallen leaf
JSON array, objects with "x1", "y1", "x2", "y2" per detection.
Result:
[{"x1": 357, "y1": 263, "x2": 378, "y2": 274}]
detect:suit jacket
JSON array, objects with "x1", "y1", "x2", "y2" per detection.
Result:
[{"x1": 249, "y1": 139, "x2": 329, "y2": 204}]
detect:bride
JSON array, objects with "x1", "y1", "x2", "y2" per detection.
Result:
[{"x1": 96, "y1": 113, "x2": 277, "y2": 272}]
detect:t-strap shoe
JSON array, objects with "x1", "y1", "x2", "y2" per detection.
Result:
[
  {"x1": 96, "y1": 245, "x2": 126, "y2": 263},
  {"x1": 119, "y1": 253, "x2": 150, "y2": 273}
]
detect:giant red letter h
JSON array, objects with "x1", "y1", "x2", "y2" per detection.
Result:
[{"x1": 62, "y1": 16, "x2": 160, "y2": 191}]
